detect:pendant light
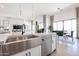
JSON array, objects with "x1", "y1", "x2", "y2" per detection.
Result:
[
  {"x1": 19, "y1": 3, "x2": 22, "y2": 17},
  {"x1": 31, "y1": 3, "x2": 34, "y2": 20}
]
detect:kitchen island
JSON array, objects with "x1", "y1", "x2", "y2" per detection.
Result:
[{"x1": 0, "y1": 33, "x2": 57, "y2": 56}]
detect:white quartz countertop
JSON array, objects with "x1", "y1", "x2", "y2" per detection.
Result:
[{"x1": 33, "y1": 33, "x2": 56, "y2": 36}]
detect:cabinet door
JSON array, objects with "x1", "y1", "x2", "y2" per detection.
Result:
[
  {"x1": 12, "y1": 49, "x2": 31, "y2": 56},
  {"x1": 41, "y1": 39, "x2": 48, "y2": 56},
  {"x1": 52, "y1": 35, "x2": 57, "y2": 51},
  {"x1": 12, "y1": 46, "x2": 41, "y2": 56},
  {"x1": 46, "y1": 36, "x2": 52, "y2": 54},
  {"x1": 41, "y1": 36, "x2": 52, "y2": 56},
  {"x1": 30, "y1": 45, "x2": 41, "y2": 56}
]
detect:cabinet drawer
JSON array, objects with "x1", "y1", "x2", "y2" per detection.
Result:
[
  {"x1": 12, "y1": 45, "x2": 41, "y2": 56},
  {"x1": 12, "y1": 49, "x2": 31, "y2": 56}
]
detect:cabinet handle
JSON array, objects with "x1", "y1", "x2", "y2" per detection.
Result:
[
  {"x1": 29, "y1": 52, "x2": 31, "y2": 56},
  {"x1": 42, "y1": 39, "x2": 44, "y2": 41},
  {"x1": 26, "y1": 53, "x2": 28, "y2": 56}
]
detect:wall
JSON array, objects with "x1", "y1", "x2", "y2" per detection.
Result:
[{"x1": 0, "y1": 16, "x2": 32, "y2": 33}]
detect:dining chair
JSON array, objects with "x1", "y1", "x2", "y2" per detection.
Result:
[{"x1": 65, "y1": 31, "x2": 74, "y2": 41}]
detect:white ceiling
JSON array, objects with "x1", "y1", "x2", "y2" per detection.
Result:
[{"x1": 0, "y1": 3, "x2": 75, "y2": 20}]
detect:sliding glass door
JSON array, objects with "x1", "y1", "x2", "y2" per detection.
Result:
[
  {"x1": 64, "y1": 20, "x2": 76, "y2": 37},
  {"x1": 53, "y1": 21, "x2": 63, "y2": 31},
  {"x1": 57, "y1": 22, "x2": 63, "y2": 31},
  {"x1": 53, "y1": 22, "x2": 57, "y2": 30},
  {"x1": 53, "y1": 19, "x2": 76, "y2": 37},
  {"x1": 64, "y1": 20, "x2": 72, "y2": 31},
  {"x1": 71, "y1": 20, "x2": 76, "y2": 37}
]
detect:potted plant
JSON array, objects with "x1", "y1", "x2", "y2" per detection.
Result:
[{"x1": 48, "y1": 26, "x2": 52, "y2": 32}]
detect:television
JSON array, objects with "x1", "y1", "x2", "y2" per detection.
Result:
[
  {"x1": 13, "y1": 25, "x2": 17, "y2": 29},
  {"x1": 13, "y1": 25, "x2": 22, "y2": 29}
]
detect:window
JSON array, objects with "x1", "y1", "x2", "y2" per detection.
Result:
[
  {"x1": 57, "y1": 22, "x2": 63, "y2": 30},
  {"x1": 64, "y1": 20, "x2": 72, "y2": 31},
  {"x1": 53, "y1": 21, "x2": 63, "y2": 31},
  {"x1": 71, "y1": 20, "x2": 76, "y2": 37},
  {"x1": 53, "y1": 19, "x2": 76, "y2": 37},
  {"x1": 64, "y1": 20, "x2": 76, "y2": 37},
  {"x1": 39, "y1": 23, "x2": 43, "y2": 29},
  {"x1": 53, "y1": 22, "x2": 57, "y2": 30}
]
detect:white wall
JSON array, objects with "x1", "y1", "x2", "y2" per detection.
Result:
[
  {"x1": 0, "y1": 17, "x2": 25, "y2": 32},
  {"x1": 0, "y1": 17, "x2": 31, "y2": 33},
  {"x1": 54, "y1": 8, "x2": 76, "y2": 22}
]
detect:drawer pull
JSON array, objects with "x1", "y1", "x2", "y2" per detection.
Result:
[
  {"x1": 26, "y1": 53, "x2": 28, "y2": 56},
  {"x1": 42, "y1": 39, "x2": 44, "y2": 41},
  {"x1": 29, "y1": 52, "x2": 31, "y2": 56}
]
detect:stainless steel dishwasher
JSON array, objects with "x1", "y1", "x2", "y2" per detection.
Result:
[{"x1": 41, "y1": 35, "x2": 53, "y2": 56}]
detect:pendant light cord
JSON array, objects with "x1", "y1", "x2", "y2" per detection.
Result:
[{"x1": 19, "y1": 4, "x2": 22, "y2": 16}]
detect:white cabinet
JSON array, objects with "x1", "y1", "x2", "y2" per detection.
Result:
[
  {"x1": 12, "y1": 45, "x2": 41, "y2": 56},
  {"x1": 12, "y1": 49, "x2": 30, "y2": 56},
  {"x1": 41, "y1": 35, "x2": 52, "y2": 56},
  {"x1": 52, "y1": 34, "x2": 57, "y2": 51},
  {"x1": 41, "y1": 34, "x2": 57, "y2": 56},
  {"x1": 45, "y1": 36, "x2": 52, "y2": 54},
  {"x1": 30, "y1": 45, "x2": 41, "y2": 56}
]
